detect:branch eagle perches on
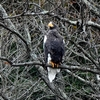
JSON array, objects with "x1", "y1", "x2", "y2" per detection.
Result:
[{"x1": 0, "y1": 56, "x2": 100, "y2": 75}]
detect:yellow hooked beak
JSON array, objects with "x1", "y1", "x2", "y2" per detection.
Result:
[{"x1": 48, "y1": 22, "x2": 54, "y2": 28}]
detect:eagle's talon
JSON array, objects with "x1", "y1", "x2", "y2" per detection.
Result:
[
  {"x1": 56, "y1": 64, "x2": 59, "y2": 67},
  {"x1": 49, "y1": 61, "x2": 59, "y2": 68}
]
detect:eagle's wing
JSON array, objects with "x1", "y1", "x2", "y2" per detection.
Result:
[
  {"x1": 50, "y1": 38, "x2": 65, "y2": 64},
  {"x1": 44, "y1": 31, "x2": 64, "y2": 64}
]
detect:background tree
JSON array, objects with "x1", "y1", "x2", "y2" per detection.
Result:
[{"x1": 0, "y1": 0, "x2": 100, "y2": 100}]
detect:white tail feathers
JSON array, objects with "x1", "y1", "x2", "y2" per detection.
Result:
[
  {"x1": 47, "y1": 67, "x2": 60, "y2": 82},
  {"x1": 47, "y1": 54, "x2": 60, "y2": 82},
  {"x1": 96, "y1": 74, "x2": 100, "y2": 81}
]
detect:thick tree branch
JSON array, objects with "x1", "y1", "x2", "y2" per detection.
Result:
[
  {"x1": 1, "y1": 8, "x2": 100, "y2": 30},
  {"x1": 0, "y1": 4, "x2": 30, "y2": 55},
  {"x1": 25, "y1": 12, "x2": 100, "y2": 30},
  {"x1": 0, "y1": 22, "x2": 30, "y2": 53},
  {"x1": 81, "y1": 0, "x2": 100, "y2": 17},
  {"x1": 0, "y1": 57, "x2": 12, "y2": 65},
  {"x1": 38, "y1": 67, "x2": 71, "y2": 100},
  {"x1": 87, "y1": 20, "x2": 100, "y2": 30},
  {"x1": 0, "y1": 56, "x2": 100, "y2": 75},
  {"x1": 0, "y1": 93, "x2": 8, "y2": 100}
]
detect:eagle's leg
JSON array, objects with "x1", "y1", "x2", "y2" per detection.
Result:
[
  {"x1": 49, "y1": 61, "x2": 55, "y2": 68},
  {"x1": 49, "y1": 61, "x2": 59, "y2": 68}
]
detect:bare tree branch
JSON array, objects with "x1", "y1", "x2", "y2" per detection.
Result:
[
  {"x1": 87, "y1": 20, "x2": 100, "y2": 30},
  {"x1": 69, "y1": 40, "x2": 99, "y2": 69},
  {"x1": 0, "y1": 93, "x2": 8, "y2": 100},
  {"x1": 38, "y1": 67, "x2": 71, "y2": 100},
  {"x1": 81, "y1": 0, "x2": 100, "y2": 17},
  {"x1": 0, "y1": 4, "x2": 30, "y2": 55},
  {"x1": 0, "y1": 56, "x2": 100, "y2": 75}
]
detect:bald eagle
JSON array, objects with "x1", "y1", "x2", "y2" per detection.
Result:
[{"x1": 43, "y1": 22, "x2": 65, "y2": 82}]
